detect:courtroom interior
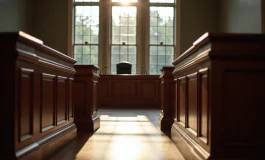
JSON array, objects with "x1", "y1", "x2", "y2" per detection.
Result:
[{"x1": 0, "y1": 0, "x2": 265, "y2": 159}]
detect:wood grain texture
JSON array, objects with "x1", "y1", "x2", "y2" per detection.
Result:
[
  {"x1": 199, "y1": 69, "x2": 209, "y2": 143},
  {"x1": 187, "y1": 75, "x2": 197, "y2": 133},
  {"x1": 41, "y1": 73, "x2": 56, "y2": 132},
  {"x1": 0, "y1": 32, "x2": 77, "y2": 159},
  {"x1": 19, "y1": 68, "x2": 34, "y2": 141},
  {"x1": 98, "y1": 75, "x2": 160, "y2": 109},
  {"x1": 172, "y1": 33, "x2": 265, "y2": 159}
]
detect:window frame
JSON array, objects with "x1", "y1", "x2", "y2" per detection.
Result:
[{"x1": 70, "y1": 0, "x2": 177, "y2": 75}]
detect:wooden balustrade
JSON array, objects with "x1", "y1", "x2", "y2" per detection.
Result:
[
  {"x1": 0, "y1": 31, "x2": 77, "y2": 160},
  {"x1": 158, "y1": 66, "x2": 174, "y2": 131},
  {"x1": 171, "y1": 33, "x2": 265, "y2": 160},
  {"x1": 73, "y1": 65, "x2": 100, "y2": 132}
]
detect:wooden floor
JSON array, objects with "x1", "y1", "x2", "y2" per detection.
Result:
[{"x1": 50, "y1": 109, "x2": 185, "y2": 160}]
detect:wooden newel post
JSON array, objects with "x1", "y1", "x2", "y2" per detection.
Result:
[
  {"x1": 73, "y1": 65, "x2": 100, "y2": 132},
  {"x1": 158, "y1": 66, "x2": 174, "y2": 131}
]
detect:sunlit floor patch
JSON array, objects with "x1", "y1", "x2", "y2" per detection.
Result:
[{"x1": 51, "y1": 109, "x2": 185, "y2": 160}]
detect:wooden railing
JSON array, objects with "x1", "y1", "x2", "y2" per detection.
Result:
[
  {"x1": 171, "y1": 33, "x2": 265, "y2": 159},
  {"x1": 0, "y1": 31, "x2": 77, "y2": 160}
]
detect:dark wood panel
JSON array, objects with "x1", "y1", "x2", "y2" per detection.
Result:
[
  {"x1": 73, "y1": 65, "x2": 100, "y2": 132},
  {"x1": 200, "y1": 69, "x2": 208, "y2": 142},
  {"x1": 172, "y1": 33, "x2": 265, "y2": 159},
  {"x1": 41, "y1": 73, "x2": 56, "y2": 132},
  {"x1": 141, "y1": 82, "x2": 156, "y2": 98},
  {"x1": 112, "y1": 82, "x2": 137, "y2": 97},
  {"x1": 98, "y1": 80, "x2": 108, "y2": 98},
  {"x1": 57, "y1": 76, "x2": 67, "y2": 125},
  {"x1": 174, "y1": 80, "x2": 178, "y2": 120},
  {"x1": 187, "y1": 74, "x2": 198, "y2": 133},
  {"x1": 68, "y1": 78, "x2": 74, "y2": 120},
  {"x1": 98, "y1": 75, "x2": 160, "y2": 108},
  {"x1": 73, "y1": 82, "x2": 86, "y2": 119},
  {"x1": 179, "y1": 78, "x2": 186, "y2": 124},
  {"x1": 19, "y1": 68, "x2": 34, "y2": 141},
  {"x1": 223, "y1": 71, "x2": 265, "y2": 158},
  {"x1": 0, "y1": 32, "x2": 77, "y2": 159}
]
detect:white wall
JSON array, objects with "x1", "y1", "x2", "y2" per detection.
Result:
[
  {"x1": 0, "y1": 0, "x2": 33, "y2": 33},
  {"x1": 220, "y1": 0, "x2": 262, "y2": 33}
]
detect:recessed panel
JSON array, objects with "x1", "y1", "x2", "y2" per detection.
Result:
[
  {"x1": 19, "y1": 68, "x2": 34, "y2": 141},
  {"x1": 201, "y1": 74, "x2": 208, "y2": 140},
  {"x1": 141, "y1": 82, "x2": 156, "y2": 98},
  {"x1": 179, "y1": 79, "x2": 186, "y2": 123},
  {"x1": 69, "y1": 78, "x2": 74, "y2": 120},
  {"x1": 57, "y1": 76, "x2": 67, "y2": 125},
  {"x1": 112, "y1": 82, "x2": 137, "y2": 97},
  {"x1": 41, "y1": 73, "x2": 56, "y2": 132},
  {"x1": 174, "y1": 80, "x2": 178, "y2": 119},
  {"x1": 188, "y1": 78, "x2": 198, "y2": 132}
]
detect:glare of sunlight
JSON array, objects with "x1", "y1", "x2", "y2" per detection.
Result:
[{"x1": 121, "y1": 0, "x2": 129, "y2": 5}]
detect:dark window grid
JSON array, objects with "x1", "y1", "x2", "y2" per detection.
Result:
[
  {"x1": 74, "y1": 44, "x2": 99, "y2": 65},
  {"x1": 74, "y1": 5, "x2": 100, "y2": 44},
  {"x1": 149, "y1": 45, "x2": 174, "y2": 74}
]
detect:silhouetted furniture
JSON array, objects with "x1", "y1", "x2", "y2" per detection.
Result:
[
  {"x1": 73, "y1": 65, "x2": 100, "y2": 132},
  {"x1": 116, "y1": 61, "x2": 132, "y2": 74},
  {"x1": 98, "y1": 75, "x2": 160, "y2": 108},
  {"x1": 171, "y1": 33, "x2": 265, "y2": 160},
  {"x1": 0, "y1": 31, "x2": 77, "y2": 160},
  {"x1": 158, "y1": 66, "x2": 174, "y2": 131}
]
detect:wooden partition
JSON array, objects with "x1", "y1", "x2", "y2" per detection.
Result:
[
  {"x1": 73, "y1": 65, "x2": 100, "y2": 132},
  {"x1": 158, "y1": 66, "x2": 174, "y2": 131},
  {"x1": 171, "y1": 33, "x2": 265, "y2": 160},
  {"x1": 98, "y1": 75, "x2": 160, "y2": 108},
  {"x1": 0, "y1": 32, "x2": 77, "y2": 160}
]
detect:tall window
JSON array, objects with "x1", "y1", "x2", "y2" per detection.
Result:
[
  {"x1": 111, "y1": 4, "x2": 137, "y2": 74},
  {"x1": 72, "y1": 0, "x2": 175, "y2": 74},
  {"x1": 149, "y1": 0, "x2": 175, "y2": 75},
  {"x1": 74, "y1": 0, "x2": 100, "y2": 65}
]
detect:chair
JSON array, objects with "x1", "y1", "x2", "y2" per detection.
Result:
[{"x1": 116, "y1": 61, "x2": 132, "y2": 74}]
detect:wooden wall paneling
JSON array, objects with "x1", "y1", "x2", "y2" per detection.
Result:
[
  {"x1": 0, "y1": 32, "x2": 77, "y2": 160},
  {"x1": 222, "y1": 70, "x2": 265, "y2": 158},
  {"x1": 98, "y1": 75, "x2": 160, "y2": 108},
  {"x1": 68, "y1": 78, "x2": 74, "y2": 120},
  {"x1": 141, "y1": 81, "x2": 156, "y2": 99},
  {"x1": 178, "y1": 76, "x2": 186, "y2": 126},
  {"x1": 41, "y1": 73, "x2": 56, "y2": 132},
  {"x1": 19, "y1": 68, "x2": 34, "y2": 142},
  {"x1": 171, "y1": 33, "x2": 265, "y2": 159},
  {"x1": 57, "y1": 76, "x2": 68, "y2": 125},
  {"x1": 174, "y1": 78, "x2": 179, "y2": 121},
  {"x1": 112, "y1": 81, "x2": 137, "y2": 97},
  {"x1": 199, "y1": 68, "x2": 209, "y2": 144},
  {"x1": 187, "y1": 72, "x2": 198, "y2": 135}
]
